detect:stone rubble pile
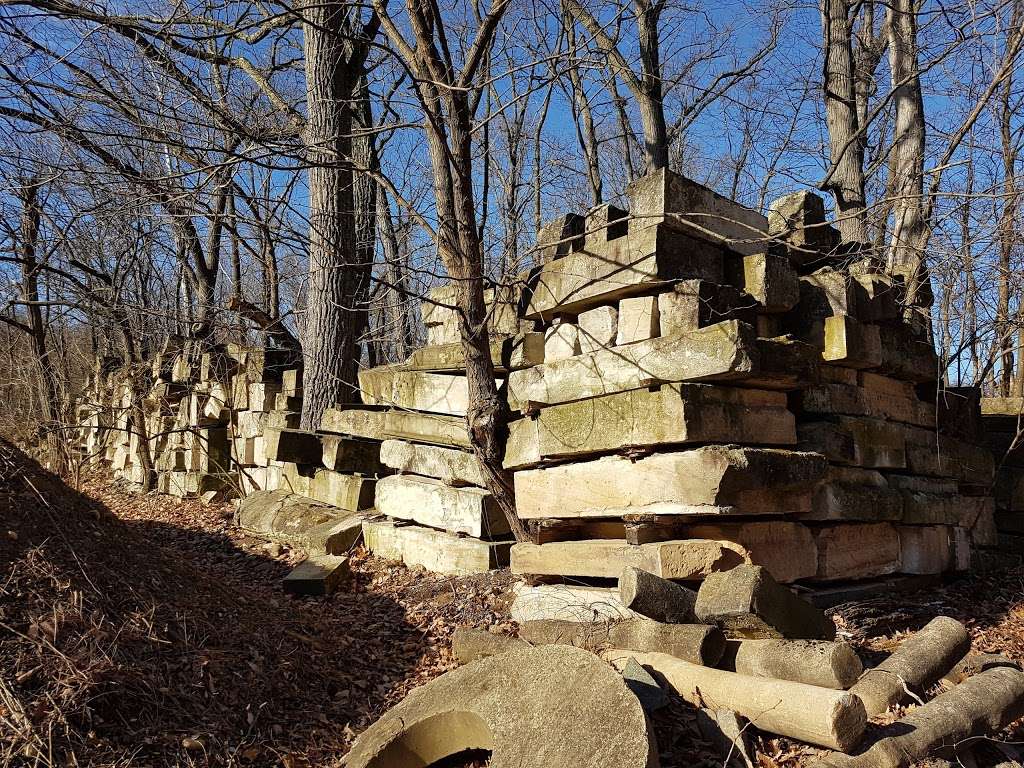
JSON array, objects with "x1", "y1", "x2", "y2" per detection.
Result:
[
  {"x1": 71, "y1": 168, "x2": 1001, "y2": 598},
  {"x1": 495, "y1": 169, "x2": 996, "y2": 607}
]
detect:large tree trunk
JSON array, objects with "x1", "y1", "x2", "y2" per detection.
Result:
[
  {"x1": 886, "y1": 0, "x2": 931, "y2": 310},
  {"x1": 300, "y1": 0, "x2": 366, "y2": 430},
  {"x1": 821, "y1": 0, "x2": 868, "y2": 242},
  {"x1": 998, "y1": 60, "x2": 1019, "y2": 394}
]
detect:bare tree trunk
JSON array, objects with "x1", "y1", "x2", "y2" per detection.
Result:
[
  {"x1": 299, "y1": 0, "x2": 369, "y2": 429},
  {"x1": 886, "y1": 0, "x2": 930, "y2": 310},
  {"x1": 565, "y1": 16, "x2": 603, "y2": 204},
  {"x1": 16, "y1": 179, "x2": 66, "y2": 473},
  {"x1": 821, "y1": 0, "x2": 868, "y2": 242},
  {"x1": 998, "y1": 54, "x2": 1019, "y2": 394}
]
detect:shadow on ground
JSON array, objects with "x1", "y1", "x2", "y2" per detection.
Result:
[{"x1": 0, "y1": 440, "x2": 428, "y2": 767}]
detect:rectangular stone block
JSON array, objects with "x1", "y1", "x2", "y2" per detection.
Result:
[
  {"x1": 264, "y1": 428, "x2": 323, "y2": 464},
  {"x1": 797, "y1": 416, "x2": 906, "y2": 469},
  {"x1": 767, "y1": 191, "x2": 839, "y2": 258},
  {"x1": 505, "y1": 384, "x2": 796, "y2": 469},
  {"x1": 358, "y1": 367, "x2": 497, "y2": 417},
  {"x1": 513, "y1": 447, "x2": 826, "y2": 517},
  {"x1": 536, "y1": 212, "x2": 584, "y2": 263},
  {"x1": 799, "y1": 382, "x2": 934, "y2": 428},
  {"x1": 794, "y1": 269, "x2": 857, "y2": 324},
  {"x1": 803, "y1": 466, "x2": 903, "y2": 522},
  {"x1": 510, "y1": 538, "x2": 748, "y2": 580},
  {"x1": 812, "y1": 523, "x2": 901, "y2": 580},
  {"x1": 544, "y1": 320, "x2": 581, "y2": 361},
  {"x1": 659, "y1": 280, "x2": 757, "y2": 335},
  {"x1": 819, "y1": 315, "x2": 882, "y2": 369},
  {"x1": 282, "y1": 555, "x2": 350, "y2": 596},
  {"x1": 374, "y1": 474, "x2": 509, "y2": 538},
  {"x1": 379, "y1": 439, "x2": 485, "y2": 487},
  {"x1": 524, "y1": 224, "x2": 724, "y2": 320},
  {"x1": 877, "y1": 324, "x2": 938, "y2": 383},
  {"x1": 247, "y1": 382, "x2": 280, "y2": 412},
  {"x1": 627, "y1": 168, "x2": 769, "y2": 256},
  {"x1": 308, "y1": 470, "x2": 376, "y2": 512},
  {"x1": 617, "y1": 295, "x2": 661, "y2": 345},
  {"x1": 743, "y1": 252, "x2": 799, "y2": 312},
  {"x1": 320, "y1": 435, "x2": 383, "y2": 473},
  {"x1": 898, "y1": 525, "x2": 952, "y2": 574},
  {"x1": 281, "y1": 368, "x2": 303, "y2": 396},
  {"x1": 280, "y1": 462, "x2": 315, "y2": 496},
  {"x1": 401, "y1": 334, "x2": 545, "y2": 372},
  {"x1": 421, "y1": 284, "x2": 521, "y2": 337},
  {"x1": 853, "y1": 273, "x2": 901, "y2": 323},
  {"x1": 902, "y1": 426, "x2": 996, "y2": 485},
  {"x1": 577, "y1": 305, "x2": 618, "y2": 354},
  {"x1": 320, "y1": 407, "x2": 470, "y2": 448},
  {"x1": 363, "y1": 519, "x2": 511, "y2": 576},
  {"x1": 682, "y1": 521, "x2": 817, "y2": 583}
]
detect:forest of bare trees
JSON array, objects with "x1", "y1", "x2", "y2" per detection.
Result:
[{"x1": 0, "y1": 0, "x2": 1021, "y2": 489}]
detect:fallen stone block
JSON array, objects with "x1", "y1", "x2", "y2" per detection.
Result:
[
  {"x1": 512, "y1": 448, "x2": 825, "y2": 516},
  {"x1": 451, "y1": 627, "x2": 527, "y2": 664},
  {"x1": 695, "y1": 708, "x2": 756, "y2": 768},
  {"x1": 508, "y1": 320, "x2": 757, "y2": 410},
  {"x1": 628, "y1": 168, "x2": 769, "y2": 256},
  {"x1": 608, "y1": 651, "x2": 865, "y2": 752},
  {"x1": 320, "y1": 406, "x2": 470, "y2": 448},
  {"x1": 695, "y1": 564, "x2": 836, "y2": 640},
  {"x1": 577, "y1": 305, "x2": 618, "y2": 354},
  {"x1": 619, "y1": 566, "x2": 698, "y2": 623},
  {"x1": 812, "y1": 523, "x2": 901, "y2": 580},
  {"x1": 898, "y1": 525, "x2": 953, "y2": 574},
  {"x1": 235, "y1": 489, "x2": 363, "y2": 553},
  {"x1": 320, "y1": 434, "x2": 383, "y2": 473},
  {"x1": 307, "y1": 470, "x2": 376, "y2": 512},
  {"x1": 507, "y1": 384, "x2": 796, "y2": 469},
  {"x1": 617, "y1": 295, "x2": 661, "y2": 345},
  {"x1": 849, "y1": 616, "x2": 971, "y2": 717},
  {"x1": 362, "y1": 519, "x2": 511, "y2": 575},
  {"x1": 264, "y1": 428, "x2": 322, "y2": 464},
  {"x1": 345, "y1": 645, "x2": 658, "y2": 768},
  {"x1": 511, "y1": 538, "x2": 748, "y2": 580},
  {"x1": 683, "y1": 521, "x2": 818, "y2": 583},
  {"x1": 282, "y1": 555, "x2": 350, "y2": 596},
  {"x1": 375, "y1": 474, "x2": 509, "y2": 538},
  {"x1": 519, "y1": 618, "x2": 725, "y2": 666},
  {"x1": 379, "y1": 439, "x2": 484, "y2": 487},
  {"x1": 724, "y1": 638, "x2": 863, "y2": 690},
  {"x1": 813, "y1": 666, "x2": 1024, "y2": 768},
  {"x1": 510, "y1": 583, "x2": 638, "y2": 623}
]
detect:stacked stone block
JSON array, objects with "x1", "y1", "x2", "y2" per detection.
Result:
[
  {"x1": 980, "y1": 396, "x2": 1024, "y2": 553},
  {"x1": 501, "y1": 169, "x2": 994, "y2": 588}
]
